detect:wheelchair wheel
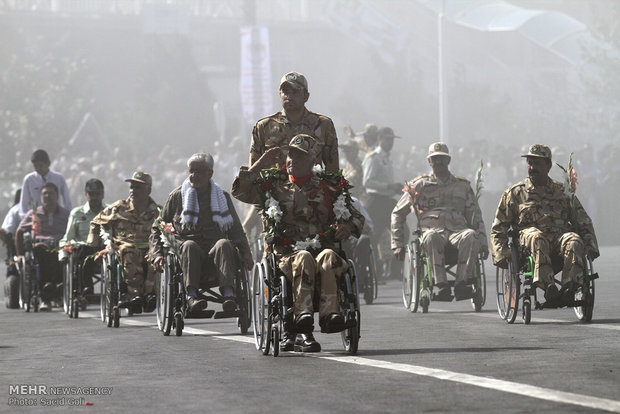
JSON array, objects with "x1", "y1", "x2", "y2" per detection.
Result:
[
  {"x1": 112, "y1": 306, "x2": 120, "y2": 328},
  {"x1": 251, "y1": 261, "x2": 271, "y2": 353},
  {"x1": 271, "y1": 325, "x2": 280, "y2": 357},
  {"x1": 522, "y1": 299, "x2": 531, "y2": 324},
  {"x1": 471, "y1": 256, "x2": 486, "y2": 312},
  {"x1": 4, "y1": 274, "x2": 20, "y2": 309},
  {"x1": 236, "y1": 268, "x2": 251, "y2": 335},
  {"x1": 496, "y1": 260, "x2": 519, "y2": 324},
  {"x1": 157, "y1": 255, "x2": 174, "y2": 336},
  {"x1": 574, "y1": 258, "x2": 595, "y2": 323},
  {"x1": 341, "y1": 262, "x2": 360, "y2": 355},
  {"x1": 403, "y1": 244, "x2": 422, "y2": 312},
  {"x1": 63, "y1": 258, "x2": 72, "y2": 315},
  {"x1": 71, "y1": 297, "x2": 79, "y2": 319},
  {"x1": 362, "y1": 247, "x2": 378, "y2": 305},
  {"x1": 174, "y1": 312, "x2": 183, "y2": 336},
  {"x1": 19, "y1": 256, "x2": 32, "y2": 311},
  {"x1": 100, "y1": 257, "x2": 108, "y2": 323}
]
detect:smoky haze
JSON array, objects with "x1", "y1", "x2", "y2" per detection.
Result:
[{"x1": 0, "y1": 0, "x2": 618, "y2": 245}]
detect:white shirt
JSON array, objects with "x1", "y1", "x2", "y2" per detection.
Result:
[
  {"x1": 1, "y1": 204, "x2": 22, "y2": 235},
  {"x1": 19, "y1": 170, "x2": 72, "y2": 217},
  {"x1": 362, "y1": 146, "x2": 395, "y2": 196}
]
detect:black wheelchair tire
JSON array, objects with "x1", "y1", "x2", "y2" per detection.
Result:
[{"x1": 4, "y1": 274, "x2": 19, "y2": 309}]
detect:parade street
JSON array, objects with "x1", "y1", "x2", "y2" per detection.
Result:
[{"x1": 1, "y1": 246, "x2": 619, "y2": 414}]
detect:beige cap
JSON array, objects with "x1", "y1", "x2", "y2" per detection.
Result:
[
  {"x1": 125, "y1": 171, "x2": 152, "y2": 186},
  {"x1": 288, "y1": 134, "x2": 318, "y2": 157},
  {"x1": 279, "y1": 72, "x2": 308, "y2": 91},
  {"x1": 521, "y1": 144, "x2": 552, "y2": 160},
  {"x1": 427, "y1": 142, "x2": 450, "y2": 159}
]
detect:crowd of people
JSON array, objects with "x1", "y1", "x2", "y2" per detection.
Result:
[{"x1": 0, "y1": 70, "x2": 609, "y2": 353}]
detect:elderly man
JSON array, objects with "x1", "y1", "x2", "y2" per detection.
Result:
[
  {"x1": 233, "y1": 134, "x2": 364, "y2": 353},
  {"x1": 150, "y1": 153, "x2": 253, "y2": 315},
  {"x1": 249, "y1": 71, "x2": 339, "y2": 172},
  {"x1": 87, "y1": 171, "x2": 160, "y2": 313},
  {"x1": 59, "y1": 179, "x2": 106, "y2": 297},
  {"x1": 491, "y1": 144, "x2": 599, "y2": 307},
  {"x1": 16, "y1": 183, "x2": 70, "y2": 310},
  {"x1": 392, "y1": 142, "x2": 488, "y2": 301}
]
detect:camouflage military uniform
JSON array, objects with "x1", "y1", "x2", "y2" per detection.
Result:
[
  {"x1": 491, "y1": 177, "x2": 599, "y2": 287},
  {"x1": 249, "y1": 109, "x2": 339, "y2": 171},
  {"x1": 87, "y1": 197, "x2": 161, "y2": 298},
  {"x1": 391, "y1": 173, "x2": 488, "y2": 285},
  {"x1": 232, "y1": 167, "x2": 364, "y2": 318}
]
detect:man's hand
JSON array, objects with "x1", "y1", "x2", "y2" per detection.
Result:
[
  {"x1": 495, "y1": 258, "x2": 508, "y2": 269},
  {"x1": 334, "y1": 223, "x2": 352, "y2": 241},
  {"x1": 479, "y1": 245, "x2": 489, "y2": 260},
  {"x1": 393, "y1": 247, "x2": 405, "y2": 261},
  {"x1": 249, "y1": 147, "x2": 281, "y2": 172},
  {"x1": 242, "y1": 249, "x2": 254, "y2": 271},
  {"x1": 153, "y1": 255, "x2": 165, "y2": 272},
  {"x1": 586, "y1": 247, "x2": 599, "y2": 261}
]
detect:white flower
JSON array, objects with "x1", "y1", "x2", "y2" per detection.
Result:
[
  {"x1": 265, "y1": 194, "x2": 282, "y2": 222},
  {"x1": 333, "y1": 194, "x2": 352, "y2": 221},
  {"x1": 99, "y1": 227, "x2": 112, "y2": 247},
  {"x1": 312, "y1": 164, "x2": 324, "y2": 175},
  {"x1": 293, "y1": 235, "x2": 321, "y2": 251},
  {"x1": 160, "y1": 233, "x2": 171, "y2": 248}
]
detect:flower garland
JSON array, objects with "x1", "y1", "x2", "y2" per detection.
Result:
[
  {"x1": 156, "y1": 217, "x2": 181, "y2": 262},
  {"x1": 254, "y1": 165, "x2": 355, "y2": 255}
]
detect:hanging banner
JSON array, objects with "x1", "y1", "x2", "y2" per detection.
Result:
[{"x1": 240, "y1": 25, "x2": 273, "y2": 124}]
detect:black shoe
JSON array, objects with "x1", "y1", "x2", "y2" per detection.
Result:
[
  {"x1": 82, "y1": 286, "x2": 93, "y2": 296},
  {"x1": 433, "y1": 286, "x2": 453, "y2": 301},
  {"x1": 544, "y1": 284, "x2": 561, "y2": 308},
  {"x1": 319, "y1": 313, "x2": 346, "y2": 333},
  {"x1": 143, "y1": 293, "x2": 156, "y2": 313},
  {"x1": 130, "y1": 296, "x2": 143, "y2": 314},
  {"x1": 454, "y1": 283, "x2": 474, "y2": 301},
  {"x1": 41, "y1": 282, "x2": 55, "y2": 301},
  {"x1": 188, "y1": 297, "x2": 208, "y2": 315},
  {"x1": 222, "y1": 297, "x2": 237, "y2": 313},
  {"x1": 294, "y1": 312, "x2": 314, "y2": 333},
  {"x1": 294, "y1": 333, "x2": 321, "y2": 353},
  {"x1": 560, "y1": 282, "x2": 577, "y2": 307},
  {"x1": 280, "y1": 331, "x2": 296, "y2": 352}
]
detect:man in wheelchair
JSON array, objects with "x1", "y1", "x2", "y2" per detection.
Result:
[
  {"x1": 87, "y1": 171, "x2": 160, "y2": 313},
  {"x1": 150, "y1": 153, "x2": 253, "y2": 316},
  {"x1": 491, "y1": 144, "x2": 599, "y2": 308},
  {"x1": 232, "y1": 134, "x2": 364, "y2": 352},
  {"x1": 391, "y1": 142, "x2": 488, "y2": 301},
  {"x1": 15, "y1": 183, "x2": 70, "y2": 310}
]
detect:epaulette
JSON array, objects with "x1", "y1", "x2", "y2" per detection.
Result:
[
  {"x1": 455, "y1": 175, "x2": 470, "y2": 183},
  {"x1": 508, "y1": 180, "x2": 526, "y2": 192},
  {"x1": 256, "y1": 112, "x2": 284, "y2": 124},
  {"x1": 408, "y1": 174, "x2": 429, "y2": 185}
]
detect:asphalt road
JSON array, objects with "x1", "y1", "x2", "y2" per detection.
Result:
[{"x1": 1, "y1": 246, "x2": 619, "y2": 413}]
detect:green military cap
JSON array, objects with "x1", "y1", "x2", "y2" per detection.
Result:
[
  {"x1": 280, "y1": 71, "x2": 308, "y2": 91},
  {"x1": 289, "y1": 134, "x2": 318, "y2": 157},
  {"x1": 427, "y1": 142, "x2": 450, "y2": 159},
  {"x1": 521, "y1": 144, "x2": 552, "y2": 160},
  {"x1": 125, "y1": 171, "x2": 152, "y2": 186}
]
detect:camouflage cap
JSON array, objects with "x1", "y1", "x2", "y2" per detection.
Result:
[
  {"x1": 521, "y1": 144, "x2": 552, "y2": 160},
  {"x1": 125, "y1": 171, "x2": 152, "y2": 186},
  {"x1": 288, "y1": 134, "x2": 318, "y2": 157},
  {"x1": 84, "y1": 178, "x2": 104, "y2": 192},
  {"x1": 427, "y1": 142, "x2": 451, "y2": 159},
  {"x1": 280, "y1": 72, "x2": 308, "y2": 91}
]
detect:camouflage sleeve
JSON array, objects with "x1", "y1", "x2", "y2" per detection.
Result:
[
  {"x1": 225, "y1": 192, "x2": 252, "y2": 257},
  {"x1": 249, "y1": 122, "x2": 264, "y2": 167},
  {"x1": 464, "y1": 184, "x2": 487, "y2": 247},
  {"x1": 322, "y1": 118, "x2": 340, "y2": 172},
  {"x1": 572, "y1": 196, "x2": 599, "y2": 259},
  {"x1": 231, "y1": 167, "x2": 262, "y2": 206},
  {"x1": 391, "y1": 191, "x2": 412, "y2": 250},
  {"x1": 490, "y1": 189, "x2": 513, "y2": 264}
]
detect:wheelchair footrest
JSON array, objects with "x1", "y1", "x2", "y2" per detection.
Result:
[
  {"x1": 432, "y1": 292, "x2": 454, "y2": 302},
  {"x1": 213, "y1": 310, "x2": 240, "y2": 319},
  {"x1": 590, "y1": 273, "x2": 599, "y2": 280},
  {"x1": 187, "y1": 309, "x2": 216, "y2": 319},
  {"x1": 320, "y1": 319, "x2": 355, "y2": 334}
]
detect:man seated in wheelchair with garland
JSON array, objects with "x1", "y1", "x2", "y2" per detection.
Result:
[
  {"x1": 150, "y1": 153, "x2": 254, "y2": 317},
  {"x1": 232, "y1": 134, "x2": 364, "y2": 352},
  {"x1": 491, "y1": 144, "x2": 599, "y2": 309},
  {"x1": 392, "y1": 142, "x2": 488, "y2": 304}
]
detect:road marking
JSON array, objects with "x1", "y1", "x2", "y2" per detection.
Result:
[{"x1": 81, "y1": 311, "x2": 620, "y2": 412}]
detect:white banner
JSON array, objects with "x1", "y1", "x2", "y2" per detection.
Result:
[{"x1": 240, "y1": 25, "x2": 273, "y2": 124}]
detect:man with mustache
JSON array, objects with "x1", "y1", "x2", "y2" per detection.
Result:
[{"x1": 491, "y1": 144, "x2": 599, "y2": 307}]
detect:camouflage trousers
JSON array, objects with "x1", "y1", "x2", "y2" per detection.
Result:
[
  {"x1": 279, "y1": 249, "x2": 349, "y2": 318},
  {"x1": 519, "y1": 228, "x2": 584, "y2": 287},
  {"x1": 119, "y1": 244, "x2": 156, "y2": 298},
  {"x1": 421, "y1": 228, "x2": 480, "y2": 285}
]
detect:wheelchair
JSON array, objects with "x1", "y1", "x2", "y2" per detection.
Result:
[
  {"x1": 3, "y1": 233, "x2": 21, "y2": 309},
  {"x1": 62, "y1": 244, "x2": 101, "y2": 319},
  {"x1": 156, "y1": 246, "x2": 251, "y2": 337},
  {"x1": 251, "y1": 244, "x2": 361, "y2": 357},
  {"x1": 402, "y1": 229, "x2": 486, "y2": 313},
  {"x1": 343, "y1": 235, "x2": 378, "y2": 305},
  {"x1": 15, "y1": 228, "x2": 42, "y2": 312},
  {"x1": 496, "y1": 231, "x2": 597, "y2": 324},
  {"x1": 100, "y1": 245, "x2": 125, "y2": 328}
]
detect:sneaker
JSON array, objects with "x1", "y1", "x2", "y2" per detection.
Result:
[
  {"x1": 319, "y1": 313, "x2": 346, "y2": 333},
  {"x1": 39, "y1": 301, "x2": 51, "y2": 312},
  {"x1": 188, "y1": 297, "x2": 208, "y2": 315},
  {"x1": 280, "y1": 331, "x2": 296, "y2": 352},
  {"x1": 143, "y1": 293, "x2": 156, "y2": 313},
  {"x1": 294, "y1": 333, "x2": 321, "y2": 353},
  {"x1": 222, "y1": 297, "x2": 237, "y2": 313}
]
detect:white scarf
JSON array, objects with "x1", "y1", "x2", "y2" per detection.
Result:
[{"x1": 181, "y1": 178, "x2": 233, "y2": 232}]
